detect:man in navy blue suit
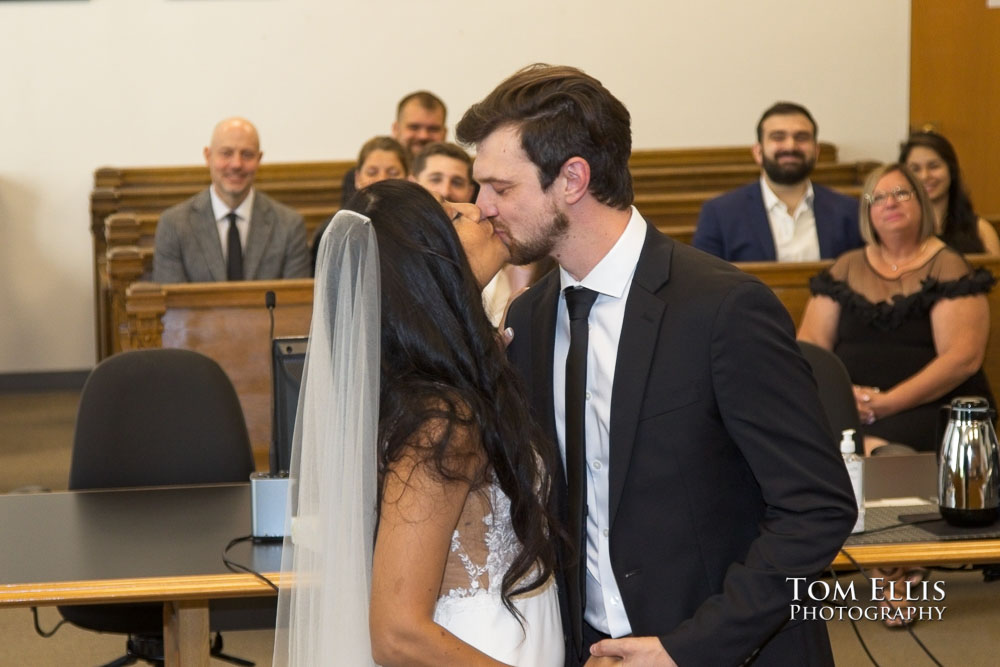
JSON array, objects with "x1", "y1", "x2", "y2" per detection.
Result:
[{"x1": 693, "y1": 102, "x2": 862, "y2": 262}]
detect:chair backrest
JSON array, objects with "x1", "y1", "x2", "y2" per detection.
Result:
[
  {"x1": 69, "y1": 348, "x2": 254, "y2": 489},
  {"x1": 797, "y1": 340, "x2": 861, "y2": 440}
]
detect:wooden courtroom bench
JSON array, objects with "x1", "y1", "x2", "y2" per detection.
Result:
[
  {"x1": 626, "y1": 142, "x2": 837, "y2": 168},
  {"x1": 89, "y1": 144, "x2": 842, "y2": 272},
  {"x1": 95, "y1": 184, "x2": 865, "y2": 359},
  {"x1": 89, "y1": 143, "x2": 854, "y2": 359},
  {"x1": 124, "y1": 279, "x2": 314, "y2": 468},
  {"x1": 97, "y1": 208, "x2": 335, "y2": 357},
  {"x1": 630, "y1": 160, "x2": 877, "y2": 195},
  {"x1": 737, "y1": 254, "x2": 1000, "y2": 403},
  {"x1": 121, "y1": 256, "x2": 1000, "y2": 468}
]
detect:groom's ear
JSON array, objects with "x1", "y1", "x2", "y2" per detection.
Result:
[{"x1": 559, "y1": 156, "x2": 591, "y2": 205}]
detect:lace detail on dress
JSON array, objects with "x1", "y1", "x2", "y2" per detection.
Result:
[
  {"x1": 810, "y1": 267, "x2": 995, "y2": 332},
  {"x1": 440, "y1": 483, "x2": 519, "y2": 602}
]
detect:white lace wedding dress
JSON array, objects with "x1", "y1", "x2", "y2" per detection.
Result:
[{"x1": 433, "y1": 482, "x2": 564, "y2": 666}]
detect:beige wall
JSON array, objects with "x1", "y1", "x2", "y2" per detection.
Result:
[{"x1": 0, "y1": 0, "x2": 910, "y2": 373}]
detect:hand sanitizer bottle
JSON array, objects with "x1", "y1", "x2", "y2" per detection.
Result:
[{"x1": 840, "y1": 428, "x2": 865, "y2": 533}]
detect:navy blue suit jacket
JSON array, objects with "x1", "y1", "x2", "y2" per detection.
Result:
[{"x1": 692, "y1": 181, "x2": 862, "y2": 261}]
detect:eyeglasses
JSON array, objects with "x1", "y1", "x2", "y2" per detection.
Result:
[{"x1": 864, "y1": 187, "x2": 914, "y2": 208}]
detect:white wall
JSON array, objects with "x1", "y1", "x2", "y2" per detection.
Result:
[{"x1": 0, "y1": 0, "x2": 910, "y2": 373}]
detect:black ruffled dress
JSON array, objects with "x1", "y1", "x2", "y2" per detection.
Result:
[{"x1": 809, "y1": 246, "x2": 995, "y2": 451}]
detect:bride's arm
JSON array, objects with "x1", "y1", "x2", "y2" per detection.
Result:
[{"x1": 369, "y1": 423, "x2": 510, "y2": 667}]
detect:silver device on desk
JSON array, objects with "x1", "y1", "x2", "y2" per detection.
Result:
[
  {"x1": 250, "y1": 333, "x2": 308, "y2": 541},
  {"x1": 251, "y1": 472, "x2": 290, "y2": 539},
  {"x1": 938, "y1": 396, "x2": 1000, "y2": 526}
]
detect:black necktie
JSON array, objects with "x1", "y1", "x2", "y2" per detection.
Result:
[
  {"x1": 226, "y1": 211, "x2": 243, "y2": 281},
  {"x1": 564, "y1": 285, "x2": 599, "y2": 656}
]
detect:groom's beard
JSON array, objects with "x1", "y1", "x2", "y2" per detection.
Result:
[{"x1": 500, "y1": 207, "x2": 570, "y2": 266}]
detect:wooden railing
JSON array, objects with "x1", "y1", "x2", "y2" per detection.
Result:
[
  {"x1": 125, "y1": 279, "x2": 313, "y2": 468},
  {"x1": 121, "y1": 254, "x2": 1000, "y2": 469}
]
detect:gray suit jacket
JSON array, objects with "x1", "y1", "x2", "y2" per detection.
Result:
[{"x1": 152, "y1": 189, "x2": 310, "y2": 283}]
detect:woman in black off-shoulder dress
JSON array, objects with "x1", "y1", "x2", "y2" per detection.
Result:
[
  {"x1": 798, "y1": 162, "x2": 995, "y2": 627},
  {"x1": 799, "y1": 163, "x2": 994, "y2": 453}
]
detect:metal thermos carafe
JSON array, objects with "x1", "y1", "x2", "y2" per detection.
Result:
[{"x1": 938, "y1": 396, "x2": 1000, "y2": 526}]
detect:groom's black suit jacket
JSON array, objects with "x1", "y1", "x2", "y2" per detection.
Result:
[{"x1": 505, "y1": 222, "x2": 857, "y2": 666}]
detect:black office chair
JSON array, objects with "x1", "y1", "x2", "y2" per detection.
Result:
[
  {"x1": 797, "y1": 340, "x2": 861, "y2": 440},
  {"x1": 54, "y1": 349, "x2": 269, "y2": 666}
]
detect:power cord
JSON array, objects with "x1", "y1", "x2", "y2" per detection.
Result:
[
  {"x1": 833, "y1": 548, "x2": 943, "y2": 667},
  {"x1": 30, "y1": 606, "x2": 69, "y2": 638},
  {"x1": 31, "y1": 537, "x2": 278, "y2": 640},
  {"x1": 221, "y1": 535, "x2": 279, "y2": 593}
]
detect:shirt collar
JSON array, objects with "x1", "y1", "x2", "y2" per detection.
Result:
[
  {"x1": 209, "y1": 186, "x2": 255, "y2": 223},
  {"x1": 759, "y1": 175, "x2": 814, "y2": 214},
  {"x1": 559, "y1": 206, "x2": 646, "y2": 299}
]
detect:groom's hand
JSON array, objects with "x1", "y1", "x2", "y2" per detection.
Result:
[{"x1": 589, "y1": 636, "x2": 677, "y2": 666}]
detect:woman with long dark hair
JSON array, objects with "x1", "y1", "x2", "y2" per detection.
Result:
[
  {"x1": 900, "y1": 131, "x2": 1000, "y2": 255},
  {"x1": 275, "y1": 180, "x2": 563, "y2": 665}
]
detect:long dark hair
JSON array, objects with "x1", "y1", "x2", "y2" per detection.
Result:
[
  {"x1": 899, "y1": 131, "x2": 983, "y2": 253},
  {"x1": 346, "y1": 179, "x2": 558, "y2": 615}
]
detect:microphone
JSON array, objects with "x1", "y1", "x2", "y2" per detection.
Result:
[
  {"x1": 253, "y1": 287, "x2": 289, "y2": 540},
  {"x1": 265, "y1": 290, "x2": 276, "y2": 342}
]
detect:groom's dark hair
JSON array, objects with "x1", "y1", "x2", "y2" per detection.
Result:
[{"x1": 456, "y1": 63, "x2": 634, "y2": 210}]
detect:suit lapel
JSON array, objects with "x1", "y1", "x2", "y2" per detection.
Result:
[
  {"x1": 530, "y1": 273, "x2": 560, "y2": 445},
  {"x1": 243, "y1": 193, "x2": 274, "y2": 280},
  {"x1": 812, "y1": 186, "x2": 835, "y2": 257},
  {"x1": 608, "y1": 225, "x2": 671, "y2": 525},
  {"x1": 747, "y1": 184, "x2": 778, "y2": 261},
  {"x1": 191, "y1": 190, "x2": 226, "y2": 281}
]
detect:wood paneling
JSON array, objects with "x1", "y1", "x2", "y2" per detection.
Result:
[{"x1": 910, "y1": 0, "x2": 1000, "y2": 214}]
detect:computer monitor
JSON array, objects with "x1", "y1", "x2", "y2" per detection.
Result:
[{"x1": 271, "y1": 336, "x2": 308, "y2": 474}]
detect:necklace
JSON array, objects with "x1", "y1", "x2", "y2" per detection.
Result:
[{"x1": 879, "y1": 240, "x2": 928, "y2": 272}]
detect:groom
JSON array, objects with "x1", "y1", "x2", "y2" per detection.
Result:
[{"x1": 457, "y1": 65, "x2": 857, "y2": 666}]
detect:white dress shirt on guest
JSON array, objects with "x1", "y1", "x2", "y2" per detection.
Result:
[
  {"x1": 553, "y1": 206, "x2": 646, "y2": 638},
  {"x1": 760, "y1": 176, "x2": 819, "y2": 262}
]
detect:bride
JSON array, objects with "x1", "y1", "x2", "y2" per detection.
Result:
[{"x1": 274, "y1": 180, "x2": 564, "y2": 666}]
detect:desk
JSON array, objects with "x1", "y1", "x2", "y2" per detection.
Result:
[
  {"x1": 0, "y1": 484, "x2": 280, "y2": 666},
  {"x1": 833, "y1": 453, "x2": 1000, "y2": 569}
]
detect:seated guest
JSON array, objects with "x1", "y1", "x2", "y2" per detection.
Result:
[
  {"x1": 900, "y1": 131, "x2": 1000, "y2": 255},
  {"x1": 798, "y1": 163, "x2": 994, "y2": 454},
  {"x1": 798, "y1": 163, "x2": 995, "y2": 627},
  {"x1": 411, "y1": 142, "x2": 476, "y2": 203},
  {"x1": 340, "y1": 91, "x2": 447, "y2": 206},
  {"x1": 693, "y1": 102, "x2": 862, "y2": 262},
  {"x1": 312, "y1": 136, "x2": 410, "y2": 272},
  {"x1": 153, "y1": 117, "x2": 309, "y2": 283},
  {"x1": 353, "y1": 136, "x2": 409, "y2": 190}
]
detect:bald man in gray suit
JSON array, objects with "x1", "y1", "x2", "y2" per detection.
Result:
[{"x1": 153, "y1": 117, "x2": 309, "y2": 283}]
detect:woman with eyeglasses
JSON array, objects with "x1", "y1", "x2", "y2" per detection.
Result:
[
  {"x1": 798, "y1": 163, "x2": 995, "y2": 627},
  {"x1": 900, "y1": 131, "x2": 1000, "y2": 255},
  {"x1": 799, "y1": 163, "x2": 995, "y2": 453}
]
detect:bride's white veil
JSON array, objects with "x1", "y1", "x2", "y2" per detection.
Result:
[{"x1": 273, "y1": 210, "x2": 380, "y2": 666}]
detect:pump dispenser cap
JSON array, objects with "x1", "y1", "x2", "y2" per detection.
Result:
[{"x1": 840, "y1": 429, "x2": 856, "y2": 454}]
